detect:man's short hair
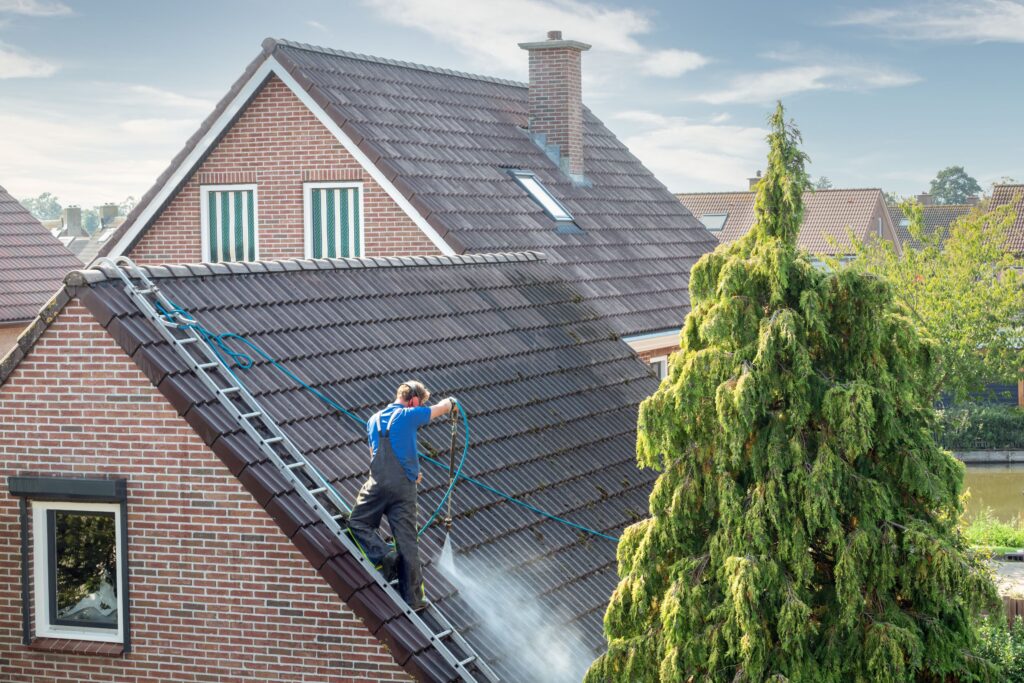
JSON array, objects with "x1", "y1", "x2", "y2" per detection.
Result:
[{"x1": 396, "y1": 380, "x2": 430, "y2": 403}]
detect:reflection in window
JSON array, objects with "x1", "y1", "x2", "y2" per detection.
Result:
[
  {"x1": 701, "y1": 213, "x2": 728, "y2": 232},
  {"x1": 49, "y1": 509, "x2": 118, "y2": 629}
]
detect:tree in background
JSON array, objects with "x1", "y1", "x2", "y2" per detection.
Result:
[
  {"x1": 850, "y1": 199, "x2": 1023, "y2": 402},
  {"x1": 813, "y1": 175, "x2": 833, "y2": 190},
  {"x1": 20, "y1": 192, "x2": 62, "y2": 220},
  {"x1": 930, "y1": 166, "x2": 982, "y2": 204},
  {"x1": 587, "y1": 103, "x2": 1001, "y2": 682}
]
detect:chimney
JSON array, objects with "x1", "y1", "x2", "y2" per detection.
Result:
[
  {"x1": 519, "y1": 30, "x2": 591, "y2": 179},
  {"x1": 62, "y1": 205, "x2": 83, "y2": 237},
  {"x1": 916, "y1": 193, "x2": 935, "y2": 206},
  {"x1": 98, "y1": 202, "x2": 119, "y2": 226},
  {"x1": 748, "y1": 170, "x2": 762, "y2": 190}
]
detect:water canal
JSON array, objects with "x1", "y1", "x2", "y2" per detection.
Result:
[{"x1": 963, "y1": 463, "x2": 1024, "y2": 522}]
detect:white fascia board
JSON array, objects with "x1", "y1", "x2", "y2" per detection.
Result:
[
  {"x1": 107, "y1": 55, "x2": 454, "y2": 258},
  {"x1": 622, "y1": 328, "x2": 680, "y2": 354}
]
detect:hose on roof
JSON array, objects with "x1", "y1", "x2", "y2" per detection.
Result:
[{"x1": 154, "y1": 301, "x2": 620, "y2": 544}]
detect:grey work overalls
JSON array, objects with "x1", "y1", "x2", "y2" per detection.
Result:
[{"x1": 347, "y1": 415, "x2": 424, "y2": 607}]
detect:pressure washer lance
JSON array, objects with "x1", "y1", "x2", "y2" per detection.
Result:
[{"x1": 437, "y1": 400, "x2": 460, "y2": 574}]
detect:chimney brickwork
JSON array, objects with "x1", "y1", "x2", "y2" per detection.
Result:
[{"x1": 519, "y1": 31, "x2": 591, "y2": 178}]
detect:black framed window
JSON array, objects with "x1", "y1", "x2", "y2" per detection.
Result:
[{"x1": 8, "y1": 476, "x2": 130, "y2": 650}]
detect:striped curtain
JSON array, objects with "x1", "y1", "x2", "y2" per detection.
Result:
[
  {"x1": 309, "y1": 186, "x2": 361, "y2": 258},
  {"x1": 206, "y1": 188, "x2": 256, "y2": 262}
]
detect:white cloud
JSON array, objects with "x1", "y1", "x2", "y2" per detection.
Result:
[
  {"x1": 613, "y1": 111, "x2": 767, "y2": 191},
  {"x1": 837, "y1": 0, "x2": 1024, "y2": 42},
  {"x1": 640, "y1": 48, "x2": 708, "y2": 77},
  {"x1": 307, "y1": 19, "x2": 328, "y2": 31},
  {"x1": 126, "y1": 85, "x2": 214, "y2": 111},
  {"x1": 0, "y1": 107, "x2": 198, "y2": 204},
  {"x1": 694, "y1": 63, "x2": 919, "y2": 104},
  {"x1": 360, "y1": 0, "x2": 706, "y2": 79},
  {"x1": 0, "y1": 0, "x2": 71, "y2": 16},
  {"x1": 0, "y1": 42, "x2": 57, "y2": 78}
]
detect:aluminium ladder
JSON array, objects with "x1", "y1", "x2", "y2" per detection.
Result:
[{"x1": 98, "y1": 256, "x2": 500, "y2": 683}]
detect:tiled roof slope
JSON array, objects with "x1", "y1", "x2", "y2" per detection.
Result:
[
  {"x1": 677, "y1": 188, "x2": 893, "y2": 255},
  {"x1": 990, "y1": 184, "x2": 1024, "y2": 253},
  {"x1": 0, "y1": 184, "x2": 81, "y2": 323},
  {"x1": 101, "y1": 38, "x2": 718, "y2": 338},
  {"x1": 887, "y1": 203, "x2": 973, "y2": 250},
  {"x1": 69, "y1": 252, "x2": 660, "y2": 682}
]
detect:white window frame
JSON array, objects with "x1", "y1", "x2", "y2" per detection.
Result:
[
  {"x1": 32, "y1": 500, "x2": 125, "y2": 643},
  {"x1": 302, "y1": 181, "x2": 365, "y2": 259},
  {"x1": 199, "y1": 183, "x2": 259, "y2": 263},
  {"x1": 650, "y1": 355, "x2": 668, "y2": 380}
]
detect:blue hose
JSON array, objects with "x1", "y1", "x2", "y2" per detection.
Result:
[{"x1": 155, "y1": 301, "x2": 619, "y2": 543}]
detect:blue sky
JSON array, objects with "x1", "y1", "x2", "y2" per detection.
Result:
[{"x1": 0, "y1": 0, "x2": 1021, "y2": 206}]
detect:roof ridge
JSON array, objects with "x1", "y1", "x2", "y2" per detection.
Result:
[
  {"x1": 677, "y1": 188, "x2": 884, "y2": 196},
  {"x1": 67, "y1": 251, "x2": 547, "y2": 286},
  {"x1": 267, "y1": 37, "x2": 528, "y2": 89}
]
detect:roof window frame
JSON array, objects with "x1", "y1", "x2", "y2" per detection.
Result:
[
  {"x1": 508, "y1": 169, "x2": 576, "y2": 224},
  {"x1": 701, "y1": 213, "x2": 728, "y2": 232}
]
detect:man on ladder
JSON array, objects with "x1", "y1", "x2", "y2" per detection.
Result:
[{"x1": 348, "y1": 380, "x2": 457, "y2": 610}]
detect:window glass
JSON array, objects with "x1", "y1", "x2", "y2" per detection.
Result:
[
  {"x1": 650, "y1": 357, "x2": 668, "y2": 380},
  {"x1": 307, "y1": 184, "x2": 362, "y2": 258},
  {"x1": 510, "y1": 171, "x2": 574, "y2": 222},
  {"x1": 204, "y1": 186, "x2": 257, "y2": 262},
  {"x1": 48, "y1": 509, "x2": 118, "y2": 630},
  {"x1": 701, "y1": 213, "x2": 728, "y2": 232}
]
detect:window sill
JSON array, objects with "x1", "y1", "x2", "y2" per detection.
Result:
[{"x1": 28, "y1": 638, "x2": 124, "y2": 657}]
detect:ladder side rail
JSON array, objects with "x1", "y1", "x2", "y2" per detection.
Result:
[{"x1": 100, "y1": 258, "x2": 495, "y2": 682}]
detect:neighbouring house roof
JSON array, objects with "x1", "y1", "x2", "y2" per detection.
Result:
[
  {"x1": 990, "y1": 184, "x2": 1024, "y2": 253},
  {"x1": 99, "y1": 38, "x2": 717, "y2": 339},
  {"x1": 0, "y1": 184, "x2": 81, "y2": 324},
  {"x1": 4, "y1": 252, "x2": 659, "y2": 682},
  {"x1": 676, "y1": 188, "x2": 899, "y2": 257},
  {"x1": 886, "y1": 203, "x2": 974, "y2": 250}
]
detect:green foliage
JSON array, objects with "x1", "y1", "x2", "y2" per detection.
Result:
[
  {"x1": 54, "y1": 511, "x2": 116, "y2": 612},
  {"x1": 587, "y1": 102, "x2": 1002, "y2": 682},
  {"x1": 936, "y1": 405, "x2": 1024, "y2": 451},
  {"x1": 961, "y1": 508, "x2": 1024, "y2": 549},
  {"x1": 850, "y1": 198, "x2": 1024, "y2": 401},
  {"x1": 977, "y1": 619, "x2": 1024, "y2": 682},
  {"x1": 930, "y1": 166, "x2": 982, "y2": 205},
  {"x1": 20, "y1": 191, "x2": 62, "y2": 220}
]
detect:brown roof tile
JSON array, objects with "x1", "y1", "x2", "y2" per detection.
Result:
[
  {"x1": 990, "y1": 184, "x2": 1024, "y2": 252},
  {"x1": 0, "y1": 184, "x2": 81, "y2": 323}
]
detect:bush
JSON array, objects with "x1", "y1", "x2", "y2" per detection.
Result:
[
  {"x1": 936, "y1": 404, "x2": 1024, "y2": 450},
  {"x1": 962, "y1": 507, "x2": 1024, "y2": 549},
  {"x1": 978, "y1": 618, "x2": 1024, "y2": 682}
]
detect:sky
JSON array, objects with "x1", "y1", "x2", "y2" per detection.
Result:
[{"x1": 0, "y1": 0, "x2": 1021, "y2": 207}]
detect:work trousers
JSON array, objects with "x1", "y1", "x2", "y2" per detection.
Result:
[{"x1": 348, "y1": 437, "x2": 423, "y2": 606}]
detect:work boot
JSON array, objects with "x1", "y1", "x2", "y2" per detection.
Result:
[{"x1": 380, "y1": 550, "x2": 399, "y2": 582}]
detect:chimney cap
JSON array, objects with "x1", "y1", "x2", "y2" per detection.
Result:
[{"x1": 519, "y1": 31, "x2": 591, "y2": 52}]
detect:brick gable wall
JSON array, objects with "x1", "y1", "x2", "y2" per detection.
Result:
[
  {"x1": 129, "y1": 75, "x2": 440, "y2": 265},
  {"x1": 0, "y1": 301, "x2": 410, "y2": 682}
]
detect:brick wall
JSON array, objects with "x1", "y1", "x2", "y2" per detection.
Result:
[
  {"x1": 0, "y1": 301, "x2": 410, "y2": 682},
  {"x1": 129, "y1": 75, "x2": 440, "y2": 265},
  {"x1": 634, "y1": 345, "x2": 675, "y2": 365}
]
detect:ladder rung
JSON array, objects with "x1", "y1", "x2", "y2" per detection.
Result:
[
  {"x1": 309, "y1": 487, "x2": 326, "y2": 495},
  {"x1": 263, "y1": 437, "x2": 283, "y2": 445},
  {"x1": 456, "y1": 656, "x2": 477, "y2": 668},
  {"x1": 218, "y1": 386, "x2": 241, "y2": 395},
  {"x1": 332, "y1": 513, "x2": 346, "y2": 521},
  {"x1": 137, "y1": 287, "x2": 157, "y2": 295},
  {"x1": 287, "y1": 461, "x2": 306, "y2": 469},
  {"x1": 176, "y1": 337, "x2": 199, "y2": 345},
  {"x1": 198, "y1": 362, "x2": 219, "y2": 370},
  {"x1": 433, "y1": 629, "x2": 452, "y2": 640},
  {"x1": 240, "y1": 411, "x2": 263, "y2": 419}
]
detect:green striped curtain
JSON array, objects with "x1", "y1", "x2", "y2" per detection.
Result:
[
  {"x1": 309, "y1": 186, "x2": 361, "y2": 258},
  {"x1": 206, "y1": 188, "x2": 256, "y2": 262}
]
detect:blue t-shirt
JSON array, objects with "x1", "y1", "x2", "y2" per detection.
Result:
[{"x1": 367, "y1": 403, "x2": 432, "y2": 482}]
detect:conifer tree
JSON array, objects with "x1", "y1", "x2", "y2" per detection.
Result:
[{"x1": 587, "y1": 103, "x2": 1001, "y2": 682}]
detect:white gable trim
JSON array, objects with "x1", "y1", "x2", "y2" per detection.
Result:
[{"x1": 106, "y1": 55, "x2": 455, "y2": 258}]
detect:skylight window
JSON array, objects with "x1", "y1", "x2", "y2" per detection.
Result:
[
  {"x1": 701, "y1": 213, "x2": 728, "y2": 232},
  {"x1": 509, "y1": 170, "x2": 574, "y2": 223}
]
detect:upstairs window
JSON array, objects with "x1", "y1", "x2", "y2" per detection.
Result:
[
  {"x1": 701, "y1": 213, "x2": 728, "y2": 232},
  {"x1": 509, "y1": 170, "x2": 575, "y2": 223},
  {"x1": 649, "y1": 355, "x2": 668, "y2": 380},
  {"x1": 304, "y1": 182, "x2": 363, "y2": 259},
  {"x1": 9, "y1": 476, "x2": 130, "y2": 652},
  {"x1": 201, "y1": 184, "x2": 258, "y2": 263}
]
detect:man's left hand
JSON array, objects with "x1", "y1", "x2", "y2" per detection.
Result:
[{"x1": 416, "y1": 472, "x2": 423, "y2": 485}]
